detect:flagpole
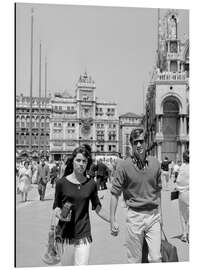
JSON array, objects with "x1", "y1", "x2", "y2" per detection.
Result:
[
  {"x1": 158, "y1": 8, "x2": 160, "y2": 54},
  {"x1": 29, "y1": 8, "x2": 34, "y2": 153},
  {"x1": 142, "y1": 83, "x2": 145, "y2": 115},
  {"x1": 44, "y1": 56, "x2": 47, "y2": 155},
  {"x1": 38, "y1": 41, "x2": 42, "y2": 154}
]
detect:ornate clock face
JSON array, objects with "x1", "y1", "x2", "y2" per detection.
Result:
[{"x1": 81, "y1": 119, "x2": 92, "y2": 137}]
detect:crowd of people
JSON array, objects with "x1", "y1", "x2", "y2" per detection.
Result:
[
  {"x1": 16, "y1": 128, "x2": 189, "y2": 266},
  {"x1": 16, "y1": 152, "x2": 117, "y2": 202},
  {"x1": 16, "y1": 157, "x2": 66, "y2": 202},
  {"x1": 160, "y1": 154, "x2": 189, "y2": 243}
]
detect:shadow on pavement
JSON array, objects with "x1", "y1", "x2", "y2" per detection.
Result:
[{"x1": 41, "y1": 198, "x2": 53, "y2": 202}]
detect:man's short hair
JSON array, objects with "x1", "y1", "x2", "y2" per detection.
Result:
[{"x1": 129, "y1": 128, "x2": 144, "y2": 145}]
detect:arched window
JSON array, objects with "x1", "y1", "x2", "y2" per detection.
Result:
[{"x1": 163, "y1": 99, "x2": 179, "y2": 114}]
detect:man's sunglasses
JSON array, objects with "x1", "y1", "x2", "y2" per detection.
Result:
[{"x1": 132, "y1": 140, "x2": 144, "y2": 145}]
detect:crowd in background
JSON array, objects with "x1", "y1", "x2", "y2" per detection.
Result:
[
  {"x1": 160, "y1": 153, "x2": 189, "y2": 243},
  {"x1": 15, "y1": 154, "x2": 119, "y2": 202},
  {"x1": 16, "y1": 146, "x2": 189, "y2": 252},
  {"x1": 16, "y1": 157, "x2": 66, "y2": 202}
]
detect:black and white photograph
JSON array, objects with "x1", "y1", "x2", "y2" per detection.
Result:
[{"x1": 14, "y1": 1, "x2": 190, "y2": 268}]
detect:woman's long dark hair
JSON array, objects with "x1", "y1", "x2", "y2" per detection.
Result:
[{"x1": 63, "y1": 146, "x2": 92, "y2": 177}]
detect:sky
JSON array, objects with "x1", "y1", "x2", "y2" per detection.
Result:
[{"x1": 16, "y1": 3, "x2": 189, "y2": 115}]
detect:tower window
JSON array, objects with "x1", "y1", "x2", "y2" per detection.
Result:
[{"x1": 170, "y1": 61, "x2": 177, "y2": 72}]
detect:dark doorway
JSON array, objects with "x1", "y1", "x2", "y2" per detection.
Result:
[{"x1": 162, "y1": 98, "x2": 179, "y2": 162}]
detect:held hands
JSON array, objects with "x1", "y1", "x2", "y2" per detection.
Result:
[
  {"x1": 55, "y1": 207, "x2": 72, "y2": 222},
  {"x1": 110, "y1": 221, "x2": 119, "y2": 237}
]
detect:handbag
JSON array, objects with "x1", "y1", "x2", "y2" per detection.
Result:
[
  {"x1": 141, "y1": 227, "x2": 179, "y2": 263},
  {"x1": 42, "y1": 211, "x2": 62, "y2": 265},
  {"x1": 42, "y1": 227, "x2": 60, "y2": 265},
  {"x1": 171, "y1": 190, "x2": 179, "y2": 200},
  {"x1": 161, "y1": 228, "x2": 179, "y2": 262}
]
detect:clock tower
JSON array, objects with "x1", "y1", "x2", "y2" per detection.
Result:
[
  {"x1": 165, "y1": 11, "x2": 181, "y2": 73},
  {"x1": 75, "y1": 71, "x2": 96, "y2": 147}
]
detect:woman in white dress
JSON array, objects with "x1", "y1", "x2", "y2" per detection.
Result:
[
  {"x1": 176, "y1": 150, "x2": 189, "y2": 243},
  {"x1": 18, "y1": 161, "x2": 32, "y2": 202},
  {"x1": 31, "y1": 160, "x2": 39, "y2": 184}
]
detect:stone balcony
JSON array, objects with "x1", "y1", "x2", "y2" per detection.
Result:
[
  {"x1": 166, "y1": 52, "x2": 181, "y2": 60},
  {"x1": 154, "y1": 71, "x2": 187, "y2": 82}
]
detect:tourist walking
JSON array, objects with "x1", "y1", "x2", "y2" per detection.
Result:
[
  {"x1": 173, "y1": 160, "x2": 182, "y2": 183},
  {"x1": 175, "y1": 150, "x2": 189, "y2": 243},
  {"x1": 52, "y1": 146, "x2": 110, "y2": 266},
  {"x1": 95, "y1": 159, "x2": 109, "y2": 190},
  {"x1": 59, "y1": 159, "x2": 66, "y2": 178},
  {"x1": 17, "y1": 161, "x2": 32, "y2": 202},
  {"x1": 37, "y1": 157, "x2": 50, "y2": 201},
  {"x1": 161, "y1": 156, "x2": 171, "y2": 190},
  {"x1": 110, "y1": 128, "x2": 162, "y2": 263},
  {"x1": 50, "y1": 161, "x2": 60, "y2": 188},
  {"x1": 31, "y1": 159, "x2": 39, "y2": 184}
]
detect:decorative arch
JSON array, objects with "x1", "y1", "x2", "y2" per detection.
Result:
[{"x1": 160, "y1": 93, "x2": 183, "y2": 114}]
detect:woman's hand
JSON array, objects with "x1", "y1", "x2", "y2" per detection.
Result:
[{"x1": 55, "y1": 207, "x2": 72, "y2": 222}]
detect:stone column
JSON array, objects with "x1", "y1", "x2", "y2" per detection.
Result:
[
  {"x1": 167, "y1": 61, "x2": 170, "y2": 72},
  {"x1": 183, "y1": 116, "x2": 186, "y2": 135},
  {"x1": 179, "y1": 116, "x2": 183, "y2": 136},
  {"x1": 156, "y1": 116, "x2": 160, "y2": 134},
  {"x1": 178, "y1": 116, "x2": 180, "y2": 136},
  {"x1": 160, "y1": 115, "x2": 163, "y2": 134},
  {"x1": 157, "y1": 142, "x2": 162, "y2": 162},
  {"x1": 177, "y1": 60, "x2": 180, "y2": 72},
  {"x1": 181, "y1": 143, "x2": 185, "y2": 161}
]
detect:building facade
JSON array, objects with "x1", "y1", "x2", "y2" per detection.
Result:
[
  {"x1": 119, "y1": 113, "x2": 144, "y2": 158},
  {"x1": 16, "y1": 94, "x2": 52, "y2": 155},
  {"x1": 145, "y1": 10, "x2": 189, "y2": 162},
  {"x1": 50, "y1": 72, "x2": 119, "y2": 160}
]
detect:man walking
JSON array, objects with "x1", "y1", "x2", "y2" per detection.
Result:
[
  {"x1": 37, "y1": 157, "x2": 50, "y2": 201},
  {"x1": 110, "y1": 128, "x2": 162, "y2": 263},
  {"x1": 161, "y1": 156, "x2": 171, "y2": 190},
  {"x1": 96, "y1": 159, "x2": 109, "y2": 190}
]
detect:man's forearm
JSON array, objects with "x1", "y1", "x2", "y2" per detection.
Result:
[
  {"x1": 110, "y1": 193, "x2": 119, "y2": 222},
  {"x1": 157, "y1": 192, "x2": 163, "y2": 225}
]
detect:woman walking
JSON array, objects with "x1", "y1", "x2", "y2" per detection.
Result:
[
  {"x1": 176, "y1": 150, "x2": 189, "y2": 243},
  {"x1": 17, "y1": 161, "x2": 32, "y2": 202},
  {"x1": 52, "y1": 146, "x2": 110, "y2": 266}
]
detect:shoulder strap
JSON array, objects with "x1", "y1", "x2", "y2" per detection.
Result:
[{"x1": 161, "y1": 225, "x2": 168, "y2": 242}]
